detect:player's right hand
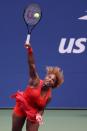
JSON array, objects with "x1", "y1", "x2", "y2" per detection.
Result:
[{"x1": 24, "y1": 43, "x2": 30, "y2": 48}]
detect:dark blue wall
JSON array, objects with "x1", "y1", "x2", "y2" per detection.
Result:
[{"x1": 0, "y1": 0, "x2": 87, "y2": 108}]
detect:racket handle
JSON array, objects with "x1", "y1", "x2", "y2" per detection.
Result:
[
  {"x1": 25, "y1": 34, "x2": 31, "y2": 48},
  {"x1": 26, "y1": 34, "x2": 31, "y2": 44}
]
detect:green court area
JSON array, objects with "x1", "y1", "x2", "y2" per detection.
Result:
[{"x1": 0, "y1": 109, "x2": 87, "y2": 131}]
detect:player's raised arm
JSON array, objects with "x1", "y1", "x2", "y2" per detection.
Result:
[{"x1": 25, "y1": 34, "x2": 39, "y2": 84}]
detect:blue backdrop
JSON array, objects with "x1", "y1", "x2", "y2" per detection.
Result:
[{"x1": 0, "y1": 0, "x2": 87, "y2": 108}]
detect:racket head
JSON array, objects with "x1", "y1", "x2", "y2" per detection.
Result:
[{"x1": 23, "y1": 3, "x2": 42, "y2": 33}]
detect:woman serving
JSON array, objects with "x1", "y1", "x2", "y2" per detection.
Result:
[{"x1": 11, "y1": 35, "x2": 64, "y2": 131}]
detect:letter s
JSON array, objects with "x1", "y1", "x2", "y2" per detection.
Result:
[{"x1": 73, "y1": 38, "x2": 87, "y2": 53}]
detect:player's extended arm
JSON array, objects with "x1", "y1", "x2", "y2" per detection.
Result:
[{"x1": 25, "y1": 35, "x2": 39, "y2": 82}]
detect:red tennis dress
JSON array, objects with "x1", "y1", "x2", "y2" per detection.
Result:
[{"x1": 12, "y1": 80, "x2": 51, "y2": 122}]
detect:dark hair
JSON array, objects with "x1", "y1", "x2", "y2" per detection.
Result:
[{"x1": 46, "y1": 66, "x2": 64, "y2": 87}]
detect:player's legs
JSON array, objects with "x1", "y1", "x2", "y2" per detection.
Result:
[
  {"x1": 26, "y1": 119, "x2": 39, "y2": 131},
  {"x1": 12, "y1": 112, "x2": 26, "y2": 131}
]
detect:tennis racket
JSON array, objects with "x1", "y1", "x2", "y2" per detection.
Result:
[{"x1": 23, "y1": 3, "x2": 42, "y2": 45}]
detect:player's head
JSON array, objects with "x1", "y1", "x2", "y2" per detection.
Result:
[{"x1": 43, "y1": 66, "x2": 64, "y2": 89}]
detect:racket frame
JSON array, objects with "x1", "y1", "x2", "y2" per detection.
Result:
[{"x1": 23, "y1": 3, "x2": 42, "y2": 35}]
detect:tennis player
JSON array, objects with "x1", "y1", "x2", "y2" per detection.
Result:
[{"x1": 11, "y1": 35, "x2": 64, "y2": 131}]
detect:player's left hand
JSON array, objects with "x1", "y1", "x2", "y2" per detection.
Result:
[{"x1": 36, "y1": 113, "x2": 43, "y2": 125}]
